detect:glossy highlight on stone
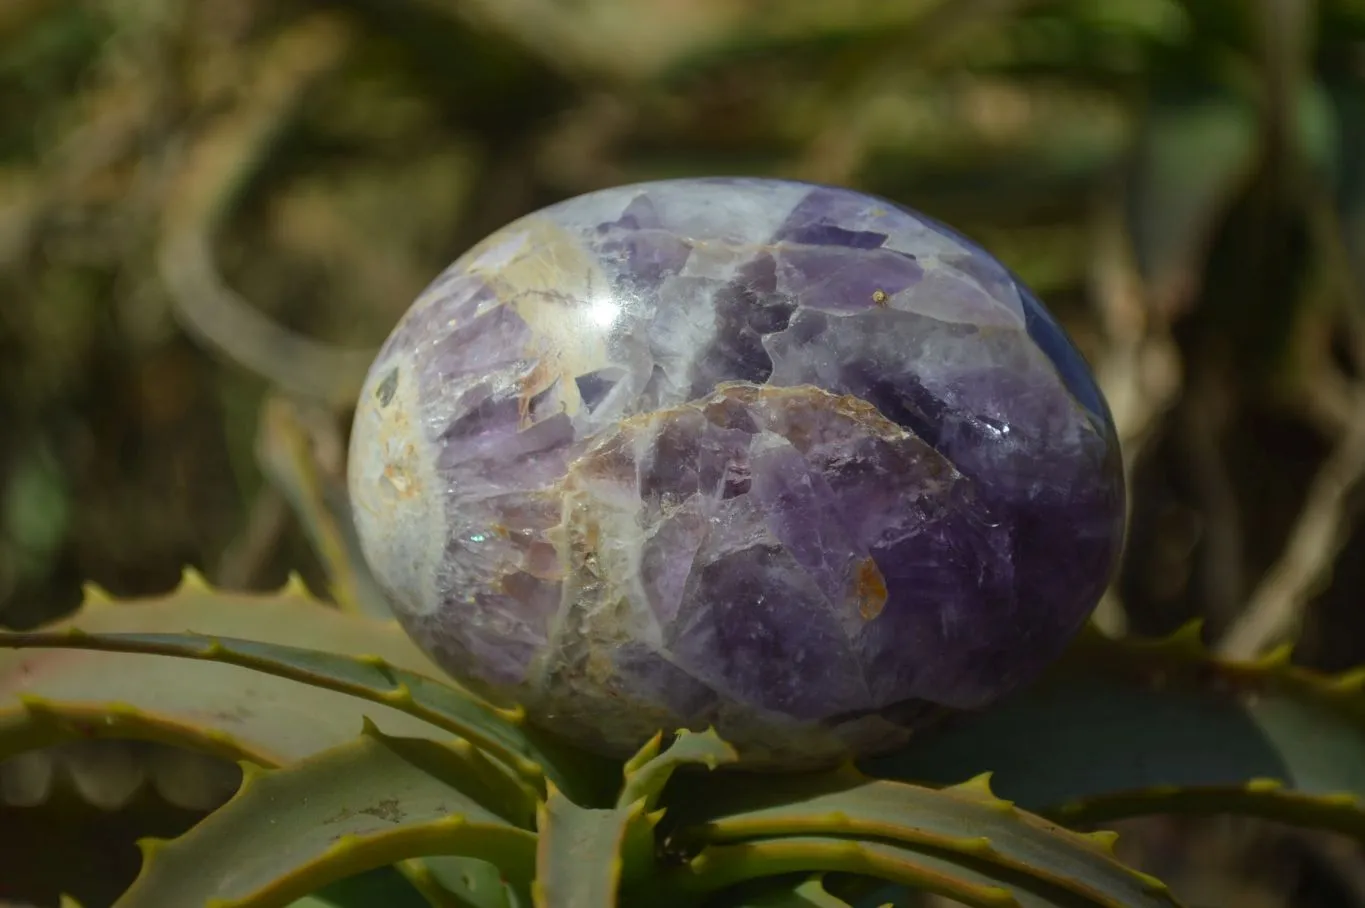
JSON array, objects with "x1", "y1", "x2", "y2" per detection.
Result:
[{"x1": 347, "y1": 177, "x2": 1125, "y2": 767}]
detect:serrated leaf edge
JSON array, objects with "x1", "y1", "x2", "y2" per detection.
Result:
[
  {"x1": 1076, "y1": 618, "x2": 1365, "y2": 706},
  {"x1": 1051, "y1": 781, "x2": 1365, "y2": 838},
  {"x1": 533, "y1": 781, "x2": 655, "y2": 908},
  {"x1": 673, "y1": 836, "x2": 1024, "y2": 908},
  {"x1": 619, "y1": 726, "x2": 740, "y2": 811},
  {"x1": 1, "y1": 695, "x2": 279, "y2": 765},
  {"x1": 701, "y1": 768, "x2": 1172, "y2": 907},
  {"x1": 119, "y1": 732, "x2": 538, "y2": 908},
  {"x1": 0, "y1": 627, "x2": 553, "y2": 795},
  {"x1": 1045, "y1": 619, "x2": 1365, "y2": 833}
]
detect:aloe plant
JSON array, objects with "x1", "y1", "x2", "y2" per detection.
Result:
[
  {"x1": 0, "y1": 554, "x2": 1362, "y2": 907},
  {"x1": 8, "y1": 147, "x2": 1365, "y2": 908}
]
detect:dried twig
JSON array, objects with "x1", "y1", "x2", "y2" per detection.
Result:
[
  {"x1": 1217, "y1": 185, "x2": 1365, "y2": 660},
  {"x1": 254, "y1": 395, "x2": 393, "y2": 619},
  {"x1": 157, "y1": 13, "x2": 375, "y2": 409},
  {"x1": 1282, "y1": 298, "x2": 1359, "y2": 441},
  {"x1": 1216, "y1": 377, "x2": 1365, "y2": 660},
  {"x1": 1087, "y1": 201, "x2": 1183, "y2": 635},
  {"x1": 1182, "y1": 360, "x2": 1246, "y2": 631},
  {"x1": 215, "y1": 484, "x2": 290, "y2": 590},
  {"x1": 1091, "y1": 202, "x2": 1184, "y2": 464}
]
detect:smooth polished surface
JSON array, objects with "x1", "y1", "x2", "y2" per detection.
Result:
[{"x1": 348, "y1": 177, "x2": 1125, "y2": 766}]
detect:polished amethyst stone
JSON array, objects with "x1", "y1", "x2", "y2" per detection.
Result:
[{"x1": 347, "y1": 177, "x2": 1124, "y2": 767}]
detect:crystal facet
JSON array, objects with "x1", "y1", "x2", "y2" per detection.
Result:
[{"x1": 347, "y1": 177, "x2": 1125, "y2": 767}]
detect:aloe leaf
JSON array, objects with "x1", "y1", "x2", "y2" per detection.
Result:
[
  {"x1": 401, "y1": 856, "x2": 520, "y2": 908},
  {"x1": 117, "y1": 723, "x2": 537, "y2": 908},
  {"x1": 0, "y1": 578, "x2": 451, "y2": 812},
  {"x1": 865, "y1": 623, "x2": 1365, "y2": 838},
  {"x1": 669, "y1": 768, "x2": 1174, "y2": 908},
  {"x1": 725, "y1": 874, "x2": 855, "y2": 908},
  {"x1": 618, "y1": 727, "x2": 739, "y2": 811},
  {"x1": 0, "y1": 579, "x2": 456, "y2": 768},
  {"x1": 286, "y1": 866, "x2": 433, "y2": 908},
  {"x1": 532, "y1": 785, "x2": 656, "y2": 908},
  {"x1": 665, "y1": 834, "x2": 1160, "y2": 908},
  {"x1": 531, "y1": 729, "x2": 736, "y2": 907},
  {"x1": 0, "y1": 589, "x2": 615, "y2": 803}
]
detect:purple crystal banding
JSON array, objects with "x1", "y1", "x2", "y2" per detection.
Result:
[{"x1": 347, "y1": 177, "x2": 1125, "y2": 767}]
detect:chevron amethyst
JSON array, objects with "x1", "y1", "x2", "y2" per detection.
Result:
[{"x1": 347, "y1": 177, "x2": 1125, "y2": 768}]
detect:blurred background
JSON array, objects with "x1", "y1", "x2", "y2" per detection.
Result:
[{"x1": 2, "y1": 0, "x2": 1365, "y2": 905}]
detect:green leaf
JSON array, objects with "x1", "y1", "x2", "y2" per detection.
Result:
[
  {"x1": 533, "y1": 786, "x2": 655, "y2": 908},
  {"x1": 618, "y1": 727, "x2": 739, "y2": 810},
  {"x1": 665, "y1": 835, "x2": 1159, "y2": 908},
  {"x1": 401, "y1": 856, "x2": 521, "y2": 908},
  {"x1": 118, "y1": 724, "x2": 537, "y2": 908},
  {"x1": 668, "y1": 768, "x2": 1175, "y2": 908},
  {"x1": 865, "y1": 623, "x2": 1365, "y2": 838},
  {"x1": 0, "y1": 589, "x2": 616, "y2": 804},
  {"x1": 286, "y1": 866, "x2": 433, "y2": 908},
  {"x1": 532, "y1": 729, "x2": 736, "y2": 907},
  {"x1": 725, "y1": 874, "x2": 855, "y2": 908},
  {"x1": 1, "y1": 578, "x2": 451, "y2": 767}
]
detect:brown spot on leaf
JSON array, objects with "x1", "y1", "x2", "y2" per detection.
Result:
[
  {"x1": 360, "y1": 798, "x2": 404, "y2": 823},
  {"x1": 209, "y1": 705, "x2": 253, "y2": 723}
]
